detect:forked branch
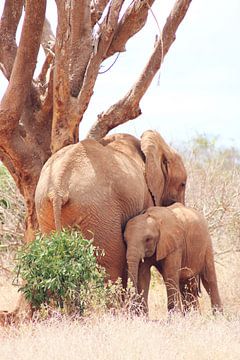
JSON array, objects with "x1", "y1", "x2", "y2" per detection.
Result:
[
  {"x1": 51, "y1": 0, "x2": 124, "y2": 152},
  {"x1": 88, "y1": 0, "x2": 192, "y2": 140},
  {"x1": 77, "y1": 0, "x2": 124, "y2": 121}
]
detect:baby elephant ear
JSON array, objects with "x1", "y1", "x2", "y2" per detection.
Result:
[{"x1": 156, "y1": 215, "x2": 183, "y2": 261}]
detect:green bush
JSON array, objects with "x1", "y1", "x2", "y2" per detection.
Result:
[{"x1": 16, "y1": 229, "x2": 107, "y2": 315}]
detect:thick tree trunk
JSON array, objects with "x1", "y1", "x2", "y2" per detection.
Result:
[
  {"x1": 0, "y1": 103, "x2": 52, "y2": 242},
  {"x1": 0, "y1": 157, "x2": 40, "y2": 242}
]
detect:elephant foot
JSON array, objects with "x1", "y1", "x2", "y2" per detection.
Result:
[{"x1": 212, "y1": 304, "x2": 223, "y2": 315}]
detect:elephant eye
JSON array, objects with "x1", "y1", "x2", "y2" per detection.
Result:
[
  {"x1": 145, "y1": 238, "x2": 151, "y2": 244},
  {"x1": 181, "y1": 182, "x2": 186, "y2": 188}
]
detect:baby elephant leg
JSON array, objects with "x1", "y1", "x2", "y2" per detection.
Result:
[
  {"x1": 201, "y1": 247, "x2": 223, "y2": 314},
  {"x1": 180, "y1": 276, "x2": 200, "y2": 314},
  {"x1": 162, "y1": 253, "x2": 182, "y2": 313}
]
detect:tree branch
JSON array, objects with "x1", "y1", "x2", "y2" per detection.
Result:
[
  {"x1": 41, "y1": 63, "x2": 54, "y2": 116},
  {"x1": 76, "y1": 0, "x2": 124, "y2": 123},
  {"x1": 0, "y1": 1, "x2": 46, "y2": 134},
  {"x1": 106, "y1": 0, "x2": 154, "y2": 58},
  {"x1": 37, "y1": 50, "x2": 55, "y2": 92},
  {"x1": 90, "y1": 0, "x2": 110, "y2": 27},
  {"x1": 41, "y1": 18, "x2": 55, "y2": 55},
  {"x1": 70, "y1": 0, "x2": 92, "y2": 96},
  {"x1": 88, "y1": 0, "x2": 192, "y2": 140},
  {"x1": 37, "y1": 18, "x2": 55, "y2": 100},
  {"x1": 51, "y1": 0, "x2": 73, "y2": 151},
  {"x1": 51, "y1": 0, "x2": 124, "y2": 152},
  {"x1": 0, "y1": 0, "x2": 24, "y2": 80}
]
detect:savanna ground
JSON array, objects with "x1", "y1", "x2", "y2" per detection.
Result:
[{"x1": 0, "y1": 136, "x2": 240, "y2": 359}]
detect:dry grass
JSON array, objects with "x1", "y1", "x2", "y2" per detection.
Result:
[
  {"x1": 0, "y1": 137, "x2": 240, "y2": 359},
  {"x1": 0, "y1": 313, "x2": 239, "y2": 360},
  {"x1": 0, "y1": 166, "x2": 25, "y2": 275},
  {"x1": 183, "y1": 139, "x2": 240, "y2": 317}
]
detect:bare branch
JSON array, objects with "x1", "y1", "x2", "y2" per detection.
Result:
[
  {"x1": 37, "y1": 49, "x2": 55, "y2": 91},
  {"x1": 51, "y1": 0, "x2": 72, "y2": 150},
  {"x1": 37, "y1": 18, "x2": 55, "y2": 101},
  {"x1": 0, "y1": 1, "x2": 46, "y2": 134},
  {"x1": 77, "y1": 0, "x2": 124, "y2": 121},
  {"x1": 0, "y1": 0, "x2": 24, "y2": 79},
  {"x1": 41, "y1": 18, "x2": 55, "y2": 55},
  {"x1": 70, "y1": 0, "x2": 92, "y2": 96},
  {"x1": 41, "y1": 64, "x2": 54, "y2": 115},
  {"x1": 106, "y1": 0, "x2": 155, "y2": 58},
  {"x1": 88, "y1": 0, "x2": 192, "y2": 140},
  {"x1": 51, "y1": 0, "x2": 124, "y2": 153},
  {"x1": 90, "y1": 0, "x2": 110, "y2": 26}
]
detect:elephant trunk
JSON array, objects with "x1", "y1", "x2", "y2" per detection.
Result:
[{"x1": 126, "y1": 249, "x2": 142, "y2": 291}]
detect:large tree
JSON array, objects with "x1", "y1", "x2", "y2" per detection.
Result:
[{"x1": 0, "y1": 0, "x2": 192, "y2": 242}]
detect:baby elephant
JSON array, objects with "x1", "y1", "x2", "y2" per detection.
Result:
[{"x1": 124, "y1": 203, "x2": 222, "y2": 314}]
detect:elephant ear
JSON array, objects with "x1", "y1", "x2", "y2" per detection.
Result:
[
  {"x1": 140, "y1": 130, "x2": 175, "y2": 206},
  {"x1": 153, "y1": 210, "x2": 183, "y2": 261}
]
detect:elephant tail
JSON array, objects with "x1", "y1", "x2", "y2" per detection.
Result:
[
  {"x1": 50, "y1": 191, "x2": 69, "y2": 231},
  {"x1": 197, "y1": 274, "x2": 202, "y2": 297},
  {"x1": 52, "y1": 195, "x2": 62, "y2": 231}
]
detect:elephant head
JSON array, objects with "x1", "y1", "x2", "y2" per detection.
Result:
[
  {"x1": 102, "y1": 130, "x2": 187, "y2": 207},
  {"x1": 124, "y1": 207, "x2": 183, "y2": 289},
  {"x1": 140, "y1": 130, "x2": 187, "y2": 206}
]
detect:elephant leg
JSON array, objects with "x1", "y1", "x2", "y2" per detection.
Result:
[
  {"x1": 180, "y1": 276, "x2": 200, "y2": 314},
  {"x1": 138, "y1": 261, "x2": 152, "y2": 314},
  {"x1": 200, "y1": 249, "x2": 223, "y2": 313},
  {"x1": 162, "y1": 254, "x2": 182, "y2": 313},
  {"x1": 101, "y1": 236, "x2": 127, "y2": 285},
  {"x1": 80, "y1": 209, "x2": 128, "y2": 285}
]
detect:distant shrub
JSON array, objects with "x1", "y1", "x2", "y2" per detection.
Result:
[{"x1": 16, "y1": 229, "x2": 107, "y2": 315}]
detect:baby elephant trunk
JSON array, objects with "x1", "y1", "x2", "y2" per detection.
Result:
[{"x1": 126, "y1": 248, "x2": 142, "y2": 291}]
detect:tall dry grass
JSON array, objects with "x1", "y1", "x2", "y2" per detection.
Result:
[
  {"x1": 183, "y1": 137, "x2": 240, "y2": 316},
  {"x1": 0, "y1": 314, "x2": 239, "y2": 360},
  {"x1": 0, "y1": 166, "x2": 25, "y2": 277},
  {"x1": 0, "y1": 136, "x2": 240, "y2": 359}
]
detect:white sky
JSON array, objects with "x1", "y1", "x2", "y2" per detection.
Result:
[{"x1": 1, "y1": 0, "x2": 240, "y2": 148}]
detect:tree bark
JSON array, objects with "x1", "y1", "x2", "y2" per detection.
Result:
[
  {"x1": 0, "y1": 0, "x2": 23, "y2": 79},
  {"x1": 0, "y1": 1, "x2": 50, "y2": 242}
]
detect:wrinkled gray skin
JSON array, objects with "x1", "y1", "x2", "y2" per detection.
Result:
[
  {"x1": 124, "y1": 203, "x2": 222, "y2": 314},
  {"x1": 35, "y1": 131, "x2": 187, "y2": 286}
]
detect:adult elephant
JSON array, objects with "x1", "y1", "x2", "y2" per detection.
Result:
[{"x1": 35, "y1": 130, "x2": 187, "y2": 285}]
